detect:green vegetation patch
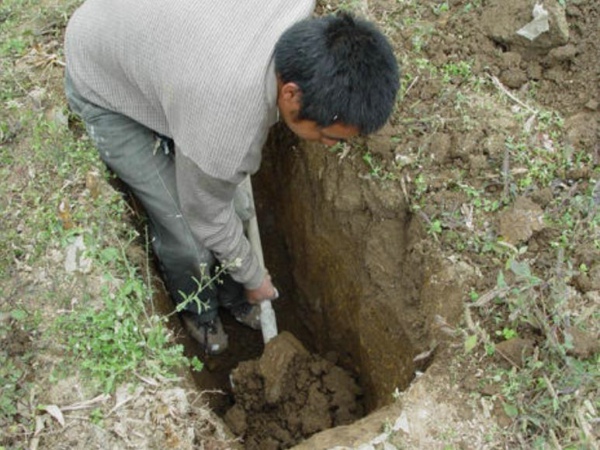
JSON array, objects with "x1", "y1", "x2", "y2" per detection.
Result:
[{"x1": 0, "y1": 1, "x2": 199, "y2": 442}]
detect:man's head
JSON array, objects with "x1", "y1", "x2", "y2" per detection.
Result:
[{"x1": 274, "y1": 13, "x2": 399, "y2": 146}]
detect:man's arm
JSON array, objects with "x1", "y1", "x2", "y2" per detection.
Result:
[{"x1": 175, "y1": 151, "x2": 266, "y2": 289}]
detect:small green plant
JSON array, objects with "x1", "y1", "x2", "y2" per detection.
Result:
[
  {"x1": 428, "y1": 218, "x2": 443, "y2": 236},
  {"x1": 441, "y1": 60, "x2": 473, "y2": 84},
  {"x1": 413, "y1": 173, "x2": 428, "y2": 200},
  {"x1": 432, "y1": 1, "x2": 449, "y2": 15},
  {"x1": 1, "y1": 37, "x2": 27, "y2": 56},
  {"x1": 175, "y1": 259, "x2": 241, "y2": 314},
  {"x1": 458, "y1": 182, "x2": 503, "y2": 212},
  {"x1": 89, "y1": 407, "x2": 104, "y2": 425},
  {"x1": 328, "y1": 141, "x2": 345, "y2": 154},
  {"x1": 336, "y1": 0, "x2": 362, "y2": 12},
  {"x1": 362, "y1": 151, "x2": 396, "y2": 181},
  {"x1": 0, "y1": 353, "x2": 25, "y2": 424},
  {"x1": 0, "y1": 310, "x2": 38, "y2": 426},
  {"x1": 462, "y1": 0, "x2": 482, "y2": 13},
  {"x1": 496, "y1": 327, "x2": 518, "y2": 340}
]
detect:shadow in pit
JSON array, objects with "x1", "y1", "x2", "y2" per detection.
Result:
[{"x1": 150, "y1": 282, "x2": 265, "y2": 415}]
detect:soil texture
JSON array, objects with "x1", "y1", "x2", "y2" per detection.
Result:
[{"x1": 224, "y1": 332, "x2": 363, "y2": 449}]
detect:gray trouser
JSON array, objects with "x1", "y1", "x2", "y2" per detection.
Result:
[{"x1": 64, "y1": 74, "x2": 247, "y2": 323}]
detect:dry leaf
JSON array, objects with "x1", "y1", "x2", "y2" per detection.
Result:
[{"x1": 43, "y1": 404, "x2": 65, "y2": 427}]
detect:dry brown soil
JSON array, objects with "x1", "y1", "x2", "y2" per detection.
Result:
[{"x1": 224, "y1": 332, "x2": 363, "y2": 449}]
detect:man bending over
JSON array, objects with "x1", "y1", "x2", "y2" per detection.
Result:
[{"x1": 64, "y1": 0, "x2": 399, "y2": 355}]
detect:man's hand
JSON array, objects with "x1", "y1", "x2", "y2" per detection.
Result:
[{"x1": 245, "y1": 272, "x2": 279, "y2": 305}]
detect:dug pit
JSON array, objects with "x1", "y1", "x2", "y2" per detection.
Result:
[{"x1": 178, "y1": 127, "x2": 478, "y2": 448}]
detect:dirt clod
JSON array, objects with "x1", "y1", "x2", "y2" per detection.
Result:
[
  {"x1": 565, "y1": 328, "x2": 600, "y2": 359},
  {"x1": 497, "y1": 196, "x2": 545, "y2": 245},
  {"x1": 225, "y1": 332, "x2": 363, "y2": 449},
  {"x1": 495, "y1": 338, "x2": 536, "y2": 368}
]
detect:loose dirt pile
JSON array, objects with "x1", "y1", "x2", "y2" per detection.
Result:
[{"x1": 224, "y1": 332, "x2": 363, "y2": 449}]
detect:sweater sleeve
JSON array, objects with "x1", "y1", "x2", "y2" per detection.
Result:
[{"x1": 175, "y1": 151, "x2": 266, "y2": 290}]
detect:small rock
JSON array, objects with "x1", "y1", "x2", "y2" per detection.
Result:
[
  {"x1": 499, "y1": 51, "x2": 522, "y2": 69},
  {"x1": 500, "y1": 67, "x2": 528, "y2": 89},
  {"x1": 588, "y1": 265, "x2": 600, "y2": 291},
  {"x1": 256, "y1": 437, "x2": 280, "y2": 450},
  {"x1": 27, "y1": 87, "x2": 46, "y2": 111},
  {"x1": 565, "y1": 112, "x2": 598, "y2": 151},
  {"x1": 565, "y1": 328, "x2": 600, "y2": 359},
  {"x1": 64, "y1": 235, "x2": 93, "y2": 274},
  {"x1": 469, "y1": 154, "x2": 488, "y2": 175},
  {"x1": 482, "y1": 0, "x2": 569, "y2": 55},
  {"x1": 546, "y1": 44, "x2": 578, "y2": 63},
  {"x1": 495, "y1": 338, "x2": 535, "y2": 368},
  {"x1": 527, "y1": 62, "x2": 543, "y2": 80},
  {"x1": 584, "y1": 99, "x2": 598, "y2": 111},
  {"x1": 574, "y1": 273, "x2": 595, "y2": 293},
  {"x1": 530, "y1": 187, "x2": 553, "y2": 208},
  {"x1": 45, "y1": 107, "x2": 69, "y2": 129},
  {"x1": 158, "y1": 388, "x2": 189, "y2": 416},
  {"x1": 428, "y1": 133, "x2": 452, "y2": 165},
  {"x1": 492, "y1": 398, "x2": 514, "y2": 428},
  {"x1": 394, "y1": 152, "x2": 414, "y2": 168},
  {"x1": 497, "y1": 196, "x2": 545, "y2": 245},
  {"x1": 224, "y1": 404, "x2": 247, "y2": 435},
  {"x1": 368, "y1": 123, "x2": 397, "y2": 157},
  {"x1": 480, "y1": 381, "x2": 502, "y2": 397},
  {"x1": 393, "y1": 412, "x2": 410, "y2": 434}
]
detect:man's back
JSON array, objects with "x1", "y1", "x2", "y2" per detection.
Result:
[{"x1": 65, "y1": 0, "x2": 314, "y2": 179}]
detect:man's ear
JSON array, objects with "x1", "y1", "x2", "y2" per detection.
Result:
[{"x1": 280, "y1": 82, "x2": 302, "y2": 108}]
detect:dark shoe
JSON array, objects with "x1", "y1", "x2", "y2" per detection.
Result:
[
  {"x1": 181, "y1": 313, "x2": 229, "y2": 355},
  {"x1": 230, "y1": 302, "x2": 262, "y2": 331},
  {"x1": 216, "y1": 272, "x2": 245, "y2": 309}
]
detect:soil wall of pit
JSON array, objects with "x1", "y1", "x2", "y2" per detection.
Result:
[{"x1": 254, "y1": 127, "x2": 479, "y2": 411}]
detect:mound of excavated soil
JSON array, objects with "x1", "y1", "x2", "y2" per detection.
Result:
[{"x1": 224, "y1": 332, "x2": 363, "y2": 450}]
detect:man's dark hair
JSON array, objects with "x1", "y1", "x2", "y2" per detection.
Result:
[{"x1": 274, "y1": 13, "x2": 399, "y2": 135}]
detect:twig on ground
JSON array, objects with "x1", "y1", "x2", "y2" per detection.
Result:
[
  {"x1": 404, "y1": 75, "x2": 420, "y2": 98},
  {"x1": 503, "y1": 142, "x2": 511, "y2": 201},
  {"x1": 575, "y1": 407, "x2": 599, "y2": 450},
  {"x1": 487, "y1": 74, "x2": 538, "y2": 116},
  {"x1": 469, "y1": 286, "x2": 509, "y2": 308},
  {"x1": 134, "y1": 371, "x2": 160, "y2": 387},
  {"x1": 400, "y1": 174, "x2": 410, "y2": 205},
  {"x1": 107, "y1": 390, "x2": 143, "y2": 417},
  {"x1": 60, "y1": 394, "x2": 111, "y2": 412}
]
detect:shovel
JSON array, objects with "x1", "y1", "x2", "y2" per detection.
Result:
[{"x1": 242, "y1": 176, "x2": 278, "y2": 344}]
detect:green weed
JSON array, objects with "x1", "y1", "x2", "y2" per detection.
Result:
[
  {"x1": 1, "y1": 0, "x2": 199, "y2": 407},
  {"x1": 57, "y1": 234, "x2": 198, "y2": 392},
  {"x1": 0, "y1": 309, "x2": 39, "y2": 426},
  {"x1": 441, "y1": 61, "x2": 473, "y2": 84},
  {"x1": 470, "y1": 254, "x2": 600, "y2": 447},
  {"x1": 431, "y1": 1, "x2": 449, "y2": 15},
  {"x1": 362, "y1": 151, "x2": 397, "y2": 181},
  {"x1": 175, "y1": 260, "x2": 241, "y2": 314}
]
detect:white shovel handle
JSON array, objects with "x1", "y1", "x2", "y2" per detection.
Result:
[{"x1": 243, "y1": 176, "x2": 278, "y2": 344}]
